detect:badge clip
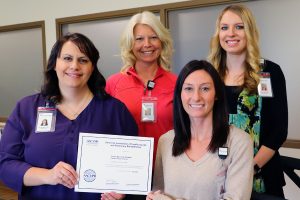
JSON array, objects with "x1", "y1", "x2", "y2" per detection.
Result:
[
  {"x1": 218, "y1": 147, "x2": 228, "y2": 160},
  {"x1": 147, "y1": 80, "x2": 155, "y2": 90}
]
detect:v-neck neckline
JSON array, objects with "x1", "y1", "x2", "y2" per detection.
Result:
[
  {"x1": 182, "y1": 150, "x2": 212, "y2": 166},
  {"x1": 57, "y1": 96, "x2": 95, "y2": 121}
]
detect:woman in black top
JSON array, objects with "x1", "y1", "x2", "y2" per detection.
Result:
[{"x1": 208, "y1": 4, "x2": 288, "y2": 198}]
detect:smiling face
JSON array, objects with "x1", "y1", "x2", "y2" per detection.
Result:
[
  {"x1": 219, "y1": 11, "x2": 247, "y2": 55},
  {"x1": 55, "y1": 41, "x2": 93, "y2": 91},
  {"x1": 132, "y1": 24, "x2": 162, "y2": 66},
  {"x1": 181, "y1": 70, "x2": 216, "y2": 120}
]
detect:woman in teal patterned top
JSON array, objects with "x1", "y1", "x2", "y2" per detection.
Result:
[{"x1": 208, "y1": 4, "x2": 288, "y2": 198}]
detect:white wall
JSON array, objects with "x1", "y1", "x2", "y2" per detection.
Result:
[{"x1": 0, "y1": 0, "x2": 187, "y2": 57}]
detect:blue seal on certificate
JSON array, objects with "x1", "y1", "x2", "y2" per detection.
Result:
[{"x1": 83, "y1": 169, "x2": 96, "y2": 182}]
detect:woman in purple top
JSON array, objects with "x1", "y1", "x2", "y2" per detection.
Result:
[{"x1": 0, "y1": 33, "x2": 137, "y2": 200}]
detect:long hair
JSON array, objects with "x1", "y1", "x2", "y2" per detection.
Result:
[
  {"x1": 173, "y1": 60, "x2": 229, "y2": 156},
  {"x1": 41, "y1": 32, "x2": 108, "y2": 103},
  {"x1": 208, "y1": 4, "x2": 261, "y2": 94},
  {"x1": 120, "y1": 11, "x2": 173, "y2": 72}
]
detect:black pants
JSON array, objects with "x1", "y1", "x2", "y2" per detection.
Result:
[
  {"x1": 266, "y1": 185, "x2": 285, "y2": 198},
  {"x1": 251, "y1": 191, "x2": 285, "y2": 200},
  {"x1": 124, "y1": 195, "x2": 146, "y2": 200}
]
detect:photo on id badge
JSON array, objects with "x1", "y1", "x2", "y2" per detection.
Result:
[
  {"x1": 258, "y1": 77, "x2": 273, "y2": 97},
  {"x1": 142, "y1": 102, "x2": 154, "y2": 121},
  {"x1": 36, "y1": 113, "x2": 53, "y2": 132}
]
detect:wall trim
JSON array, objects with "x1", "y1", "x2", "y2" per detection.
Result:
[
  {"x1": 283, "y1": 139, "x2": 300, "y2": 149},
  {"x1": 55, "y1": 0, "x2": 247, "y2": 38},
  {"x1": 0, "y1": 21, "x2": 47, "y2": 70},
  {"x1": 0, "y1": 117, "x2": 7, "y2": 123}
]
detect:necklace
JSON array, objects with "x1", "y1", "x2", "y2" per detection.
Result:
[{"x1": 58, "y1": 91, "x2": 93, "y2": 120}]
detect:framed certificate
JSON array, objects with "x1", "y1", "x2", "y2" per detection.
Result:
[{"x1": 75, "y1": 133, "x2": 154, "y2": 195}]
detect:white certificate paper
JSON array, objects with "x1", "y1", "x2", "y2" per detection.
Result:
[{"x1": 75, "y1": 133, "x2": 154, "y2": 195}]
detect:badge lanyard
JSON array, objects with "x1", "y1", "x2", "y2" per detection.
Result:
[
  {"x1": 141, "y1": 80, "x2": 157, "y2": 123},
  {"x1": 217, "y1": 146, "x2": 229, "y2": 198},
  {"x1": 258, "y1": 72, "x2": 273, "y2": 97},
  {"x1": 35, "y1": 101, "x2": 57, "y2": 133}
]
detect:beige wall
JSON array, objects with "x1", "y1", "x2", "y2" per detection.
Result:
[{"x1": 0, "y1": 0, "x2": 187, "y2": 57}]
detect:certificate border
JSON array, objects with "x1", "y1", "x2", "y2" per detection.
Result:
[{"x1": 76, "y1": 133, "x2": 154, "y2": 194}]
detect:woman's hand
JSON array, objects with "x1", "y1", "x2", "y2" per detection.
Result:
[
  {"x1": 48, "y1": 161, "x2": 78, "y2": 188},
  {"x1": 101, "y1": 192, "x2": 125, "y2": 200},
  {"x1": 146, "y1": 190, "x2": 164, "y2": 200},
  {"x1": 23, "y1": 161, "x2": 78, "y2": 188},
  {"x1": 146, "y1": 191, "x2": 156, "y2": 200},
  {"x1": 147, "y1": 190, "x2": 177, "y2": 200}
]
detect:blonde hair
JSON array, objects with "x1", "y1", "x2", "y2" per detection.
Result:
[
  {"x1": 208, "y1": 4, "x2": 261, "y2": 94},
  {"x1": 120, "y1": 11, "x2": 173, "y2": 72}
]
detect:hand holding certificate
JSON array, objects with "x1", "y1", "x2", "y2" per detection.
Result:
[{"x1": 75, "y1": 133, "x2": 154, "y2": 195}]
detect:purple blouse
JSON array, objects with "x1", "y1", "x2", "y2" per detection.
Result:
[{"x1": 0, "y1": 93, "x2": 138, "y2": 200}]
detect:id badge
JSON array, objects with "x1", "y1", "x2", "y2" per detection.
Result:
[
  {"x1": 35, "y1": 107, "x2": 57, "y2": 133},
  {"x1": 141, "y1": 96, "x2": 157, "y2": 122},
  {"x1": 258, "y1": 72, "x2": 273, "y2": 97}
]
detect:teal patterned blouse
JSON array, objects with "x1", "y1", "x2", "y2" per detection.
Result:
[{"x1": 228, "y1": 88, "x2": 265, "y2": 193}]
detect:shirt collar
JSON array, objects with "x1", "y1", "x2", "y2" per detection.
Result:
[{"x1": 126, "y1": 66, "x2": 165, "y2": 80}]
